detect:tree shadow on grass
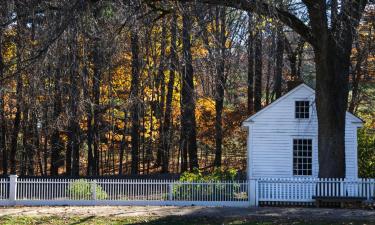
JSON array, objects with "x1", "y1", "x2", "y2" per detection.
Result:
[{"x1": 69, "y1": 216, "x2": 96, "y2": 225}]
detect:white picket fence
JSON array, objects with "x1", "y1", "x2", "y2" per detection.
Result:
[
  {"x1": 0, "y1": 177, "x2": 9, "y2": 200},
  {"x1": 0, "y1": 176, "x2": 374, "y2": 207},
  {"x1": 0, "y1": 176, "x2": 249, "y2": 207},
  {"x1": 257, "y1": 178, "x2": 375, "y2": 204}
]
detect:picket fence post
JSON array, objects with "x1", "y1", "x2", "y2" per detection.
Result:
[
  {"x1": 91, "y1": 180, "x2": 97, "y2": 201},
  {"x1": 9, "y1": 175, "x2": 18, "y2": 205},
  {"x1": 168, "y1": 183, "x2": 173, "y2": 201},
  {"x1": 340, "y1": 179, "x2": 344, "y2": 197},
  {"x1": 248, "y1": 179, "x2": 258, "y2": 206}
]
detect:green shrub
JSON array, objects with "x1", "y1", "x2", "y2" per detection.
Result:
[
  {"x1": 67, "y1": 179, "x2": 108, "y2": 200},
  {"x1": 173, "y1": 168, "x2": 243, "y2": 201},
  {"x1": 358, "y1": 128, "x2": 375, "y2": 178},
  {"x1": 179, "y1": 168, "x2": 238, "y2": 182}
]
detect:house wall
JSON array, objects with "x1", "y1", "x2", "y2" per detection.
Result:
[{"x1": 246, "y1": 86, "x2": 359, "y2": 179}]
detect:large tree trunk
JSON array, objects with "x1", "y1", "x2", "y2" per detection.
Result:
[
  {"x1": 85, "y1": 63, "x2": 94, "y2": 176},
  {"x1": 10, "y1": 48, "x2": 23, "y2": 175},
  {"x1": 214, "y1": 6, "x2": 226, "y2": 168},
  {"x1": 50, "y1": 62, "x2": 63, "y2": 176},
  {"x1": 247, "y1": 12, "x2": 254, "y2": 115},
  {"x1": 254, "y1": 18, "x2": 262, "y2": 112},
  {"x1": 67, "y1": 29, "x2": 80, "y2": 176},
  {"x1": 161, "y1": 14, "x2": 178, "y2": 173},
  {"x1": 91, "y1": 44, "x2": 101, "y2": 175},
  {"x1": 0, "y1": 5, "x2": 7, "y2": 175},
  {"x1": 130, "y1": 29, "x2": 140, "y2": 175},
  {"x1": 315, "y1": 40, "x2": 351, "y2": 178},
  {"x1": 10, "y1": 1, "x2": 26, "y2": 174},
  {"x1": 181, "y1": 6, "x2": 198, "y2": 171},
  {"x1": 20, "y1": 105, "x2": 29, "y2": 176},
  {"x1": 304, "y1": 1, "x2": 365, "y2": 178},
  {"x1": 156, "y1": 18, "x2": 167, "y2": 168}
]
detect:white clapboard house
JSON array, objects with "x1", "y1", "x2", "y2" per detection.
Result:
[{"x1": 242, "y1": 83, "x2": 363, "y2": 179}]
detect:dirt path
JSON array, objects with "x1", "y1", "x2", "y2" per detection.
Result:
[{"x1": 0, "y1": 206, "x2": 374, "y2": 222}]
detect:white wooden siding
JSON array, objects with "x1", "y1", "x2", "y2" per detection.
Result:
[{"x1": 244, "y1": 84, "x2": 362, "y2": 179}]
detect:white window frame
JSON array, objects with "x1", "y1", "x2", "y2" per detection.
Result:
[
  {"x1": 294, "y1": 100, "x2": 311, "y2": 120},
  {"x1": 291, "y1": 136, "x2": 315, "y2": 177}
]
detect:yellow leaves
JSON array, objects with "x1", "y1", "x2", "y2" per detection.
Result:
[
  {"x1": 192, "y1": 45, "x2": 208, "y2": 58},
  {"x1": 195, "y1": 97, "x2": 215, "y2": 123},
  {"x1": 112, "y1": 66, "x2": 131, "y2": 91},
  {"x1": 3, "y1": 41, "x2": 16, "y2": 64}
]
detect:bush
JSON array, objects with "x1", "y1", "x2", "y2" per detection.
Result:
[
  {"x1": 179, "y1": 168, "x2": 238, "y2": 182},
  {"x1": 67, "y1": 179, "x2": 108, "y2": 200},
  {"x1": 358, "y1": 128, "x2": 375, "y2": 178},
  {"x1": 173, "y1": 168, "x2": 243, "y2": 201}
]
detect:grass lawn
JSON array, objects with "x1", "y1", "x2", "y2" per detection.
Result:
[{"x1": 0, "y1": 216, "x2": 369, "y2": 225}]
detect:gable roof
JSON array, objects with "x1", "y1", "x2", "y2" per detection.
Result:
[{"x1": 243, "y1": 83, "x2": 363, "y2": 125}]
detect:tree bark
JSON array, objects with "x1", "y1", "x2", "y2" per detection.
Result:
[
  {"x1": 50, "y1": 61, "x2": 63, "y2": 176},
  {"x1": 156, "y1": 18, "x2": 167, "y2": 168},
  {"x1": 67, "y1": 28, "x2": 80, "y2": 176},
  {"x1": 304, "y1": 1, "x2": 366, "y2": 178},
  {"x1": 92, "y1": 43, "x2": 101, "y2": 175},
  {"x1": 254, "y1": 18, "x2": 262, "y2": 112},
  {"x1": 181, "y1": 6, "x2": 198, "y2": 171},
  {"x1": 130, "y1": 29, "x2": 140, "y2": 175},
  {"x1": 247, "y1": 12, "x2": 254, "y2": 115},
  {"x1": 10, "y1": 28, "x2": 23, "y2": 175},
  {"x1": 0, "y1": 4, "x2": 7, "y2": 175},
  {"x1": 214, "y1": 6, "x2": 226, "y2": 168},
  {"x1": 161, "y1": 14, "x2": 178, "y2": 173}
]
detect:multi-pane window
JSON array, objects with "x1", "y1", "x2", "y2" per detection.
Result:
[
  {"x1": 295, "y1": 101, "x2": 310, "y2": 119},
  {"x1": 293, "y1": 139, "x2": 312, "y2": 176}
]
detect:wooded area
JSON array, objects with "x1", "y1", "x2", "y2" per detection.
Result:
[{"x1": 0, "y1": 0, "x2": 373, "y2": 177}]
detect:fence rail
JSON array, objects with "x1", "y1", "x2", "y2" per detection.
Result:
[{"x1": 0, "y1": 176, "x2": 374, "y2": 207}]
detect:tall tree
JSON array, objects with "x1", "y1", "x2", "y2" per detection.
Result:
[
  {"x1": 254, "y1": 17, "x2": 262, "y2": 112},
  {"x1": 247, "y1": 12, "x2": 254, "y2": 114},
  {"x1": 10, "y1": 1, "x2": 25, "y2": 174},
  {"x1": 161, "y1": 14, "x2": 178, "y2": 173},
  {"x1": 156, "y1": 18, "x2": 167, "y2": 168},
  {"x1": 130, "y1": 29, "x2": 140, "y2": 175},
  {"x1": 213, "y1": 6, "x2": 226, "y2": 168},
  {"x1": 66, "y1": 27, "x2": 81, "y2": 176},
  {"x1": 0, "y1": 0, "x2": 8, "y2": 175},
  {"x1": 50, "y1": 59, "x2": 63, "y2": 175},
  {"x1": 181, "y1": 5, "x2": 198, "y2": 171}
]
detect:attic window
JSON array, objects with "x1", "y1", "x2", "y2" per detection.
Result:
[
  {"x1": 293, "y1": 139, "x2": 312, "y2": 176},
  {"x1": 295, "y1": 101, "x2": 310, "y2": 119}
]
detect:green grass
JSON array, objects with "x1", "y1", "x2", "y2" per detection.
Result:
[{"x1": 0, "y1": 216, "x2": 368, "y2": 225}]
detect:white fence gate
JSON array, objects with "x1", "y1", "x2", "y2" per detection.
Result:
[{"x1": 1, "y1": 176, "x2": 374, "y2": 207}]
